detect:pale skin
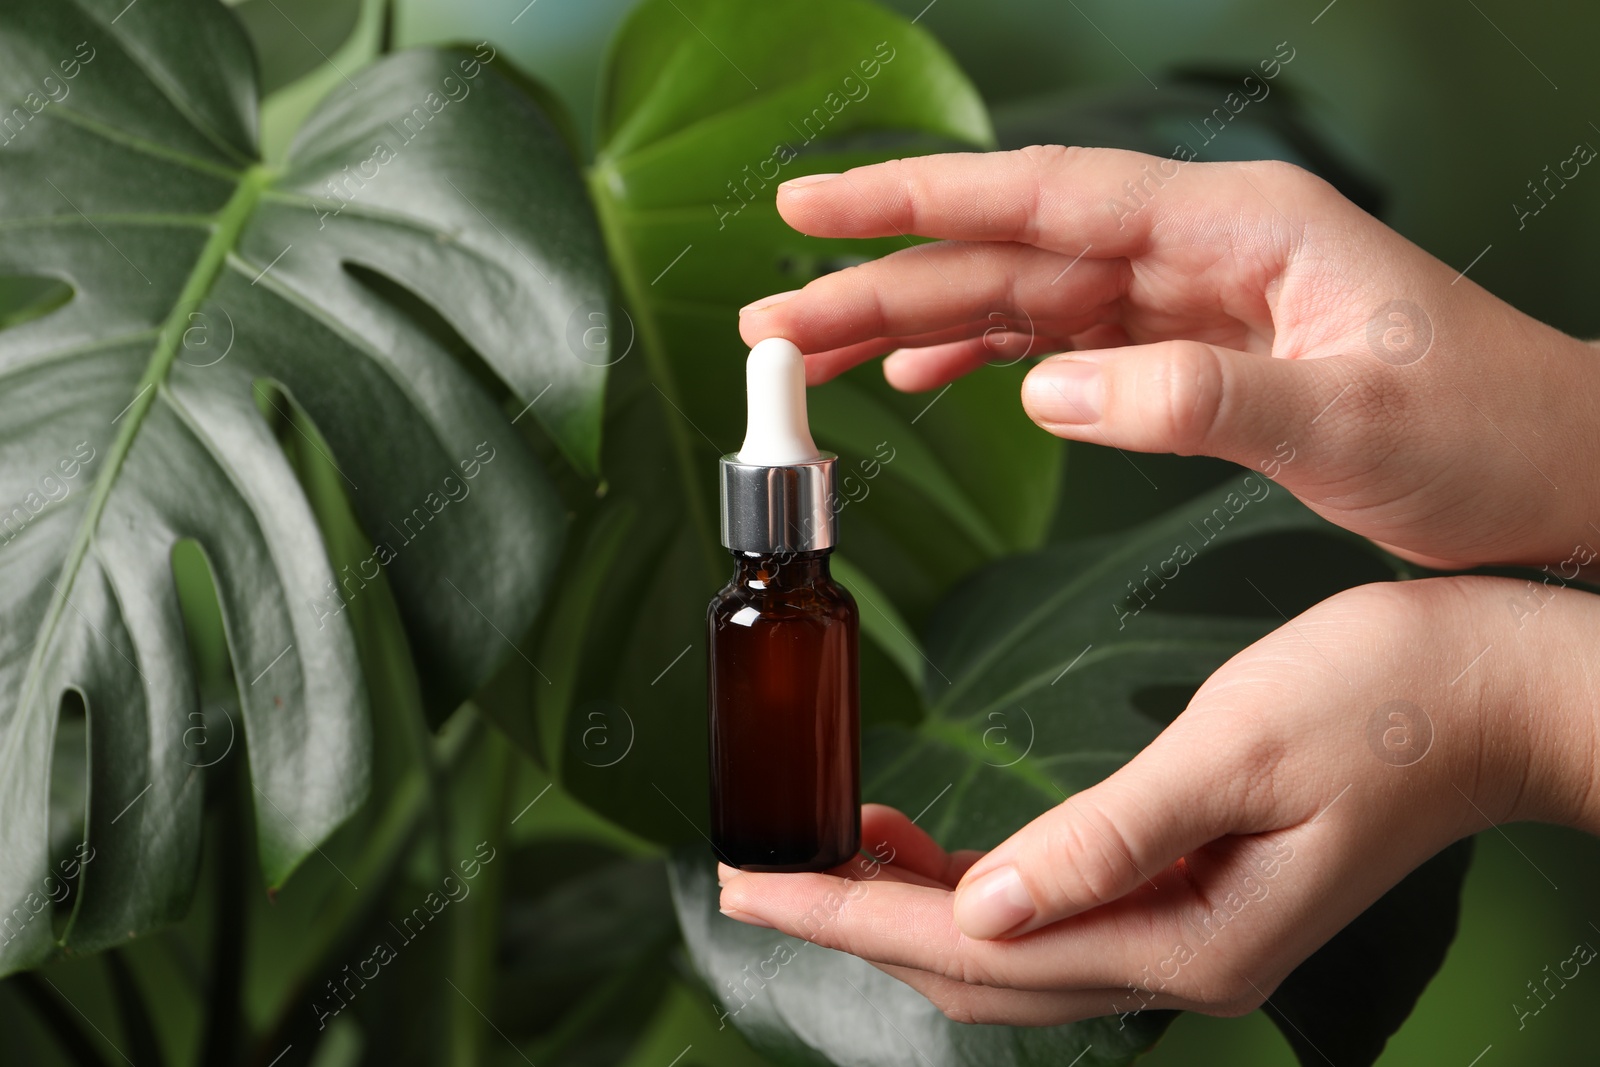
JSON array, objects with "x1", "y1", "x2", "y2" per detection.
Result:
[{"x1": 718, "y1": 145, "x2": 1600, "y2": 1025}]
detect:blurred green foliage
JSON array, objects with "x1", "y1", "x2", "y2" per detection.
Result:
[{"x1": 4, "y1": 0, "x2": 1596, "y2": 1065}]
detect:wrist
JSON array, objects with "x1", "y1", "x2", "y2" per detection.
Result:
[
  {"x1": 1513, "y1": 326, "x2": 1600, "y2": 572},
  {"x1": 1442, "y1": 575, "x2": 1600, "y2": 832}
]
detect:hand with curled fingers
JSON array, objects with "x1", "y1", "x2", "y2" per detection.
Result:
[
  {"x1": 718, "y1": 576, "x2": 1600, "y2": 1025},
  {"x1": 738, "y1": 146, "x2": 1600, "y2": 572},
  {"x1": 723, "y1": 145, "x2": 1600, "y2": 1025}
]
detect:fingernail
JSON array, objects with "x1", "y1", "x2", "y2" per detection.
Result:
[
  {"x1": 954, "y1": 865, "x2": 1035, "y2": 940},
  {"x1": 720, "y1": 906, "x2": 775, "y2": 928},
  {"x1": 740, "y1": 289, "x2": 800, "y2": 315},
  {"x1": 780, "y1": 172, "x2": 840, "y2": 190},
  {"x1": 1023, "y1": 359, "x2": 1103, "y2": 424}
]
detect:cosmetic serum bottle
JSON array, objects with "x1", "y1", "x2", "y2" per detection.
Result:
[{"x1": 708, "y1": 337, "x2": 860, "y2": 872}]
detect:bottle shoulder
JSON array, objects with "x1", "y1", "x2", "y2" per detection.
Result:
[{"x1": 707, "y1": 575, "x2": 857, "y2": 624}]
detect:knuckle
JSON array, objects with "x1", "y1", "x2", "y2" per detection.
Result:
[
  {"x1": 1330, "y1": 577, "x2": 1476, "y2": 658},
  {"x1": 885, "y1": 156, "x2": 929, "y2": 235},
  {"x1": 1014, "y1": 145, "x2": 1083, "y2": 243},
  {"x1": 931, "y1": 991, "x2": 982, "y2": 1025},
  {"x1": 1017, "y1": 143, "x2": 1075, "y2": 168},
  {"x1": 1180, "y1": 963, "x2": 1268, "y2": 1014},
  {"x1": 1137, "y1": 340, "x2": 1227, "y2": 452},
  {"x1": 949, "y1": 947, "x2": 1003, "y2": 989},
  {"x1": 1238, "y1": 157, "x2": 1329, "y2": 201},
  {"x1": 1213, "y1": 984, "x2": 1270, "y2": 1017},
  {"x1": 1039, "y1": 799, "x2": 1138, "y2": 910},
  {"x1": 1320, "y1": 578, "x2": 1429, "y2": 634},
  {"x1": 820, "y1": 260, "x2": 889, "y2": 338}
]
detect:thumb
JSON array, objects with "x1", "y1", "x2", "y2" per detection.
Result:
[
  {"x1": 1020, "y1": 340, "x2": 1355, "y2": 470},
  {"x1": 951, "y1": 739, "x2": 1245, "y2": 940}
]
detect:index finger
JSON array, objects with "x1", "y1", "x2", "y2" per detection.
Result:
[
  {"x1": 717, "y1": 867, "x2": 1166, "y2": 992},
  {"x1": 772, "y1": 146, "x2": 1299, "y2": 259},
  {"x1": 859, "y1": 802, "x2": 985, "y2": 887}
]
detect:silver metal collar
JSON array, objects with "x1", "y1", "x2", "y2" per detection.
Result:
[{"x1": 719, "y1": 453, "x2": 837, "y2": 553}]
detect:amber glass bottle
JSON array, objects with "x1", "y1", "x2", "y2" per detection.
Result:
[
  {"x1": 711, "y1": 338, "x2": 860, "y2": 872},
  {"x1": 707, "y1": 548, "x2": 859, "y2": 871}
]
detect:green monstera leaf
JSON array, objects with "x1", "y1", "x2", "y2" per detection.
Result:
[
  {"x1": 547, "y1": 0, "x2": 1065, "y2": 847},
  {"x1": 0, "y1": 0, "x2": 607, "y2": 975},
  {"x1": 673, "y1": 483, "x2": 1473, "y2": 1066}
]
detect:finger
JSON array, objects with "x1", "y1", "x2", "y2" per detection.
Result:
[
  {"x1": 946, "y1": 850, "x2": 985, "y2": 882},
  {"x1": 718, "y1": 869, "x2": 1162, "y2": 990},
  {"x1": 792, "y1": 311, "x2": 1116, "y2": 389},
  {"x1": 801, "y1": 324, "x2": 1064, "y2": 386},
  {"x1": 1066, "y1": 322, "x2": 1131, "y2": 350},
  {"x1": 1019, "y1": 341, "x2": 1358, "y2": 471},
  {"x1": 950, "y1": 727, "x2": 1270, "y2": 940},
  {"x1": 772, "y1": 147, "x2": 1300, "y2": 258},
  {"x1": 796, "y1": 323, "x2": 1037, "y2": 385},
  {"x1": 739, "y1": 239, "x2": 1123, "y2": 364},
  {"x1": 858, "y1": 803, "x2": 978, "y2": 887},
  {"x1": 717, "y1": 854, "x2": 947, "y2": 891},
  {"x1": 882, "y1": 332, "x2": 1061, "y2": 393},
  {"x1": 803, "y1": 336, "x2": 902, "y2": 385},
  {"x1": 870, "y1": 961, "x2": 1169, "y2": 1026}
]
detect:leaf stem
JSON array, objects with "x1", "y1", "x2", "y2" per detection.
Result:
[
  {"x1": 9, "y1": 972, "x2": 114, "y2": 1067},
  {"x1": 445, "y1": 730, "x2": 515, "y2": 1064},
  {"x1": 198, "y1": 759, "x2": 248, "y2": 1065},
  {"x1": 245, "y1": 710, "x2": 481, "y2": 1065},
  {"x1": 525, "y1": 934, "x2": 675, "y2": 1066},
  {"x1": 105, "y1": 950, "x2": 167, "y2": 1067}
]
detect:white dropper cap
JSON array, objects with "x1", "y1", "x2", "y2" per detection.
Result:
[
  {"x1": 737, "y1": 338, "x2": 822, "y2": 465},
  {"x1": 719, "y1": 338, "x2": 836, "y2": 552}
]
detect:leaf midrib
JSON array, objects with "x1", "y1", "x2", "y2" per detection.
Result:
[
  {"x1": 931, "y1": 489, "x2": 1286, "y2": 714},
  {"x1": 917, "y1": 716, "x2": 1062, "y2": 798},
  {"x1": 949, "y1": 634, "x2": 1264, "y2": 726},
  {"x1": 13, "y1": 164, "x2": 270, "y2": 746},
  {"x1": 596, "y1": 33, "x2": 909, "y2": 181}
]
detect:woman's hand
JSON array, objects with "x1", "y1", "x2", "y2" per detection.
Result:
[
  {"x1": 738, "y1": 147, "x2": 1600, "y2": 572},
  {"x1": 717, "y1": 576, "x2": 1600, "y2": 1025}
]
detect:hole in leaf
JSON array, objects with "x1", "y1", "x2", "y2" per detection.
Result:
[
  {"x1": 171, "y1": 540, "x2": 240, "y2": 783},
  {"x1": 47, "y1": 689, "x2": 88, "y2": 939},
  {"x1": 251, "y1": 378, "x2": 356, "y2": 503},
  {"x1": 172, "y1": 539, "x2": 233, "y2": 701},
  {"x1": 250, "y1": 377, "x2": 439, "y2": 735},
  {"x1": 249, "y1": 375, "x2": 371, "y2": 632},
  {"x1": 0, "y1": 275, "x2": 73, "y2": 331}
]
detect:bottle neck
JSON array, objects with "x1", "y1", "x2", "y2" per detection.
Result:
[{"x1": 730, "y1": 549, "x2": 832, "y2": 590}]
